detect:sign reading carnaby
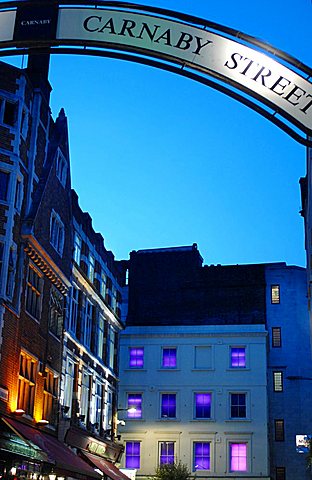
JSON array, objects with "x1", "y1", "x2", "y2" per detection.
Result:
[
  {"x1": 57, "y1": 9, "x2": 312, "y2": 132},
  {"x1": 1, "y1": 5, "x2": 311, "y2": 139}
]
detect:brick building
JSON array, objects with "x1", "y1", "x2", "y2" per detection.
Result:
[{"x1": 0, "y1": 58, "x2": 127, "y2": 480}]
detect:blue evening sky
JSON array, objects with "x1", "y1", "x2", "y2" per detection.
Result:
[{"x1": 11, "y1": 1, "x2": 312, "y2": 265}]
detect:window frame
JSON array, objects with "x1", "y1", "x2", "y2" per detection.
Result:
[
  {"x1": 160, "y1": 393, "x2": 176, "y2": 419},
  {"x1": 50, "y1": 210, "x2": 65, "y2": 256},
  {"x1": 56, "y1": 149, "x2": 68, "y2": 187},
  {"x1": 194, "y1": 392, "x2": 212, "y2": 419},
  {"x1": 127, "y1": 393, "x2": 142, "y2": 419},
  {"x1": 272, "y1": 327, "x2": 282, "y2": 347},
  {"x1": 230, "y1": 392, "x2": 247, "y2": 419},
  {"x1": 229, "y1": 442, "x2": 248, "y2": 473},
  {"x1": 271, "y1": 284, "x2": 280, "y2": 304},
  {"x1": 129, "y1": 347, "x2": 144, "y2": 369},
  {"x1": 25, "y1": 263, "x2": 43, "y2": 321},
  {"x1": 273, "y1": 371, "x2": 284, "y2": 392},
  {"x1": 17, "y1": 351, "x2": 37, "y2": 417},
  {"x1": 193, "y1": 442, "x2": 211, "y2": 471},
  {"x1": 230, "y1": 346, "x2": 246, "y2": 368},
  {"x1": 159, "y1": 441, "x2": 175, "y2": 465},
  {"x1": 125, "y1": 441, "x2": 141, "y2": 469},
  {"x1": 274, "y1": 419, "x2": 285, "y2": 441},
  {"x1": 162, "y1": 347, "x2": 177, "y2": 369}
]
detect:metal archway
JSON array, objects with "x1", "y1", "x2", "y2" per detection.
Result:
[{"x1": 0, "y1": 0, "x2": 311, "y2": 146}]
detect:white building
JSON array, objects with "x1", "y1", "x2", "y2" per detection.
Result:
[{"x1": 118, "y1": 324, "x2": 269, "y2": 480}]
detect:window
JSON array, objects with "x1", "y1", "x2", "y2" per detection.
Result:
[
  {"x1": 129, "y1": 347, "x2": 144, "y2": 368},
  {"x1": 97, "y1": 313, "x2": 105, "y2": 359},
  {"x1": 127, "y1": 394, "x2": 142, "y2": 419},
  {"x1": 69, "y1": 286, "x2": 79, "y2": 334},
  {"x1": 50, "y1": 210, "x2": 64, "y2": 256},
  {"x1": 17, "y1": 352, "x2": 37, "y2": 416},
  {"x1": 73, "y1": 233, "x2": 82, "y2": 265},
  {"x1": 49, "y1": 287, "x2": 64, "y2": 337},
  {"x1": 100, "y1": 271, "x2": 107, "y2": 298},
  {"x1": 230, "y1": 393, "x2": 247, "y2": 418},
  {"x1": 84, "y1": 300, "x2": 93, "y2": 348},
  {"x1": 276, "y1": 467, "x2": 286, "y2": 480},
  {"x1": 275, "y1": 419, "x2": 285, "y2": 441},
  {"x1": 112, "y1": 286, "x2": 117, "y2": 312},
  {"x1": 103, "y1": 388, "x2": 113, "y2": 431},
  {"x1": 14, "y1": 177, "x2": 23, "y2": 211},
  {"x1": 88, "y1": 254, "x2": 95, "y2": 283},
  {"x1": 107, "y1": 325, "x2": 115, "y2": 370},
  {"x1": 193, "y1": 442, "x2": 210, "y2": 471},
  {"x1": 63, "y1": 359, "x2": 75, "y2": 416},
  {"x1": 56, "y1": 150, "x2": 67, "y2": 187},
  {"x1": 230, "y1": 443, "x2": 247, "y2": 472},
  {"x1": 26, "y1": 264, "x2": 43, "y2": 320},
  {"x1": 230, "y1": 347, "x2": 246, "y2": 368},
  {"x1": 3, "y1": 100, "x2": 17, "y2": 126},
  {"x1": 94, "y1": 381, "x2": 103, "y2": 430},
  {"x1": 159, "y1": 442, "x2": 175, "y2": 465},
  {"x1": 80, "y1": 369, "x2": 90, "y2": 424},
  {"x1": 194, "y1": 346, "x2": 212, "y2": 368},
  {"x1": 273, "y1": 372, "x2": 283, "y2": 392},
  {"x1": 195, "y1": 393, "x2": 211, "y2": 419},
  {"x1": 0, "y1": 170, "x2": 10, "y2": 201},
  {"x1": 272, "y1": 327, "x2": 282, "y2": 347},
  {"x1": 126, "y1": 442, "x2": 140, "y2": 469},
  {"x1": 0, "y1": 242, "x2": 4, "y2": 277},
  {"x1": 162, "y1": 348, "x2": 177, "y2": 368},
  {"x1": 271, "y1": 285, "x2": 280, "y2": 304},
  {"x1": 43, "y1": 370, "x2": 58, "y2": 424},
  {"x1": 6, "y1": 245, "x2": 16, "y2": 298},
  {"x1": 161, "y1": 393, "x2": 176, "y2": 418}
]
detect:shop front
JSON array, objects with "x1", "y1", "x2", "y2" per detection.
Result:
[{"x1": 0, "y1": 418, "x2": 101, "y2": 480}]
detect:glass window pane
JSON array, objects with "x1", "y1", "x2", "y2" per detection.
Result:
[
  {"x1": 230, "y1": 443, "x2": 247, "y2": 472},
  {"x1": 195, "y1": 393, "x2": 211, "y2": 418},
  {"x1": 129, "y1": 347, "x2": 144, "y2": 368},
  {"x1": 162, "y1": 348, "x2": 177, "y2": 368},
  {"x1": 231, "y1": 347, "x2": 246, "y2": 367}
]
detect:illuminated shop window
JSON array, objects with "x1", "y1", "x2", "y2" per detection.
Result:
[
  {"x1": 127, "y1": 393, "x2": 142, "y2": 419},
  {"x1": 17, "y1": 352, "x2": 37, "y2": 416},
  {"x1": 129, "y1": 347, "x2": 144, "y2": 368},
  {"x1": 159, "y1": 442, "x2": 175, "y2": 465},
  {"x1": 193, "y1": 442, "x2": 210, "y2": 471},
  {"x1": 194, "y1": 393, "x2": 211, "y2": 419},
  {"x1": 161, "y1": 393, "x2": 176, "y2": 418},
  {"x1": 126, "y1": 442, "x2": 140, "y2": 469},
  {"x1": 271, "y1": 285, "x2": 280, "y2": 304},
  {"x1": 230, "y1": 443, "x2": 247, "y2": 472},
  {"x1": 230, "y1": 347, "x2": 246, "y2": 368},
  {"x1": 162, "y1": 348, "x2": 177, "y2": 368}
]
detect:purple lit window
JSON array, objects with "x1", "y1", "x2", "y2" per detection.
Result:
[
  {"x1": 230, "y1": 393, "x2": 246, "y2": 418},
  {"x1": 129, "y1": 347, "x2": 144, "y2": 368},
  {"x1": 194, "y1": 442, "x2": 210, "y2": 470},
  {"x1": 162, "y1": 348, "x2": 177, "y2": 368},
  {"x1": 161, "y1": 394, "x2": 176, "y2": 418},
  {"x1": 127, "y1": 394, "x2": 142, "y2": 419},
  {"x1": 195, "y1": 393, "x2": 211, "y2": 419},
  {"x1": 159, "y1": 442, "x2": 175, "y2": 465},
  {"x1": 230, "y1": 443, "x2": 247, "y2": 472},
  {"x1": 231, "y1": 347, "x2": 246, "y2": 368},
  {"x1": 125, "y1": 442, "x2": 140, "y2": 468}
]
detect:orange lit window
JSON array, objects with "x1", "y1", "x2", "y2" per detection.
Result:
[{"x1": 17, "y1": 352, "x2": 37, "y2": 416}]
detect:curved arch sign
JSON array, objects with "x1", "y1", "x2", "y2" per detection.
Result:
[{"x1": 0, "y1": 1, "x2": 311, "y2": 146}]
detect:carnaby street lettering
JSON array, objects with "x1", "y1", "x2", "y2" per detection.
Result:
[
  {"x1": 224, "y1": 53, "x2": 312, "y2": 115},
  {"x1": 53, "y1": 8, "x2": 312, "y2": 133},
  {"x1": 83, "y1": 16, "x2": 212, "y2": 55}
]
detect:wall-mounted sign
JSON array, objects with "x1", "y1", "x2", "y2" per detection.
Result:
[
  {"x1": 0, "y1": 1, "x2": 311, "y2": 145},
  {"x1": 296, "y1": 434, "x2": 311, "y2": 453}
]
